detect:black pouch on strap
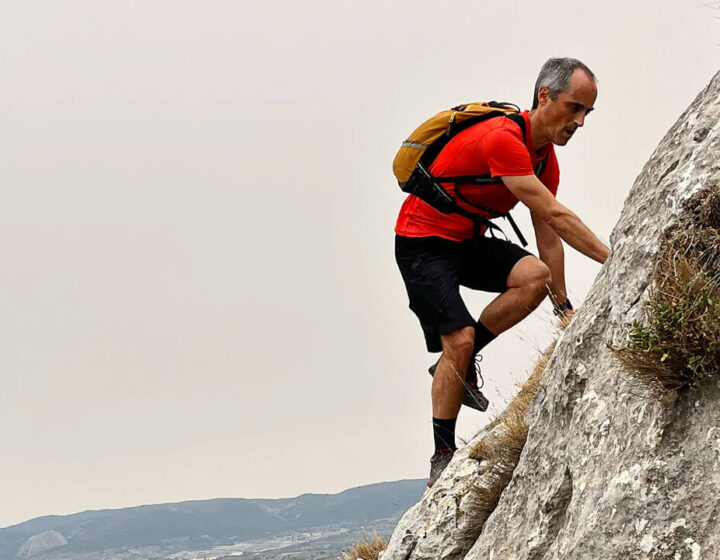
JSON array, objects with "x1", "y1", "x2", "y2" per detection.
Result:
[{"x1": 404, "y1": 163, "x2": 457, "y2": 215}]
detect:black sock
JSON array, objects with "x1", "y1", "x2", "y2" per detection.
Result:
[
  {"x1": 433, "y1": 417, "x2": 457, "y2": 452},
  {"x1": 474, "y1": 320, "x2": 496, "y2": 354}
]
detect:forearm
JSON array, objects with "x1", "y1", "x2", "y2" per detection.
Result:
[
  {"x1": 538, "y1": 240, "x2": 568, "y2": 304},
  {"x1": 501, "y1": 175, "x2": 610, "y2": 264},
  {"x1": 547, "y1": 208, "x2": 609, "y2": 264}
]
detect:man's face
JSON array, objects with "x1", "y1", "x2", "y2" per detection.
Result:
[{"x1": 538, "y1": 69, "x2": 597, "y2": 146}]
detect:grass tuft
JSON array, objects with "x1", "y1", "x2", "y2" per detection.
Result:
[
  {"x1": 466, "y1": 337, "x2": 558, "y2": 527},
  {"x1": 616, "y1": 188, "x2": 720, "y2": 393},
  {"x1": 483, "y1": 339, "x2": 554, "y2": 433},
  {"x1": 340, "y1": 532, "x2": 387, "y2": 560}
]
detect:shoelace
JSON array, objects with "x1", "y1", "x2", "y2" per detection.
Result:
[
  {"x1": 469, "y1": 354, "x2": 484, "y2": 389},
  {"x1": 430, "y1": 354, "x2": 485, "y2": 390}
]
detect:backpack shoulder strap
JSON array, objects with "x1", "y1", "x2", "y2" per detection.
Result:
[
  {"x1": 506, "y1": 112, "x2": 527, "y2": 140},
  {"x1": 507, "y1": 113, "x2": 551, "y2": 178}
]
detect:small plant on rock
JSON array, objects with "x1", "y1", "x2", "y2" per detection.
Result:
[
  {"x1": 340, "y1": 532, "x2": 387, "y2": 560},
  {"x1": 616, "y1": 189, "x2": 720, "y2": 393}
]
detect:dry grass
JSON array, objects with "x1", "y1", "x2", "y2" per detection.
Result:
[
  {"x1": 483, "y1": 339, "x2": 555, "y2": 433},
  {"x1": 616, "y1": 188, "x2": 720, "y2": 393},
  {"x1": 340, "y1": 533, "x2": 387, "y2": 560},
  {"x1": 465, "y1": 337, "x2": 558, "y2": 527}
]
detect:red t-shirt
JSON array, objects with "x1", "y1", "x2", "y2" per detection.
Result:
[{"x1": 395, "y1": 110, "x2": 560, "y2": 241}]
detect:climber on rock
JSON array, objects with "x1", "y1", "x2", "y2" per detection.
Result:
[{"x1": 393, "y1": 57, "x2": 611, "y2": 487}]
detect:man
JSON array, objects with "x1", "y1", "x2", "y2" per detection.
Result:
[{"x1": 394, "y1": 58, "x2": 610, "y2": 487}]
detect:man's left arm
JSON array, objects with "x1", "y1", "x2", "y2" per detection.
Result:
[{"x1": 531, "y1": 210, "x2": 573, "y2": 317}]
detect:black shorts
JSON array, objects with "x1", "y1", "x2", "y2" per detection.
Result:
[{"x1": 395, "y1": 234, "x2": 533, "y2": 353}]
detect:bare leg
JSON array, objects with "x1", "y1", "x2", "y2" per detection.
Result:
[
  {"x1": 480, "y1": 255, "x2": 551, "y2": 335},
  {"x1": 432, "y1": 255, "x2": 551, "y2": 419},
  {"x1": 432, "y1": 326, "x2": 474, "y2": 419}
]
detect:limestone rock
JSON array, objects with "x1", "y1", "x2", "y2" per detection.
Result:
[
  {"x1": 17, "y1": 530, "x2": 68, "y2": 559},
  {"x1": 385, "y1": 69, "x2": 720, "y2": 560},
  {"x1": 381, "y1": 425, "x2": 495, "y2": 560}
]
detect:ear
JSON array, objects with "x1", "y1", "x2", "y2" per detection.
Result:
[{"x1": 537, "y1": 85, "x2": 550, "y2": 107}]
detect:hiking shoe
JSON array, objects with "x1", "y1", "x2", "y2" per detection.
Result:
[
  {"x1": 428, "y1": 355, "x2": 489, "y2": 412},
  {"x1": 428, "y1": 449, "x2": 454, "y2": 488},
  {"x1": 462, "y1": 380, "x2": 489, "y2": 412}
]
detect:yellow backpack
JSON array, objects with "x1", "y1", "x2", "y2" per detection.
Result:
[{"x1": 392, "y1": 101, "x2": 546, "y2": 245}]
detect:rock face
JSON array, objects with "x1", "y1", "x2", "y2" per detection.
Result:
[
  {"x1": 17, "y1": 531, "x2": 68, "y2": 559},
  {"x1": 383, "y1": 70, "x2": 720, "y2": 560},
  {"x1": 381, "y1": 425, "x2": 495, "y2": 560}
]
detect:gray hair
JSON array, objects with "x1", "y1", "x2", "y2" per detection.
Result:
[{"x1": 532, "y1": 58, "x2": 596, "y2": 109}]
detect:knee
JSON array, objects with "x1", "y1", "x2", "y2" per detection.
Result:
[
  {"x1": 530, "y1": 262, "x2": 552, "y2": 303},
  {"x1": 530, "y1": 260, "x2": 552, "y2": 286},
  {"x1": 441, "y1": 326, "x2": 475, "y2": 362},
  {"x1": 518, "y1": 259, "x2": 552, "y2": 305},
  {"x1": 523, "y1": 261, "x2": 552, "y2": 298},
  {"x1": 508, "y1": 256, "x2": 552, "y2": 291}
]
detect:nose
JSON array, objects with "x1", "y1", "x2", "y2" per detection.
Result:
[{"x1": 574, "y1": 112, "x2": 586, "y2": 128}]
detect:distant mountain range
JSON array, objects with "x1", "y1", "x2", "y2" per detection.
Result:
[{"x1": 0, "y1": 479, "x2": 426, "y2": 560}]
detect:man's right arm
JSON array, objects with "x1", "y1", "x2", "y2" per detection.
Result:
[{"x1": 502, "y1": 174, "x2": 610, "y2": 264}]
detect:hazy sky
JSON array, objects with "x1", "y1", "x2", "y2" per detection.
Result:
[{"x1": 2, "y1": 1, "x2": 718, "y2": 529}]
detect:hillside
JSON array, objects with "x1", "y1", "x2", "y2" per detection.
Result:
[{"x1": 0, "y1": 479, "x2": 425, "y2": 560}]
